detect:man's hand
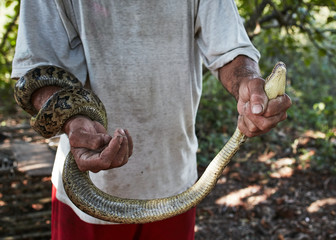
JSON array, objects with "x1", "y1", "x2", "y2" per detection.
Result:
[
  {"x1": 236, "y1": 77, "x2": 291, "y2": 137},
  {"x1": 63, "y1": 116, "x2": 133, "y2": 173},
  {"x1": 31, "y1": 86, "x2": 133, "y2": 173},
  {"x1": 219, "y1": 55, "x2": 292, "y2": 137}
]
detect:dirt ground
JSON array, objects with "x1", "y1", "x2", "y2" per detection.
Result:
[
  {"x1": 0, "y1": 116, "x2": 335, "y2": 240},
  {"x1": 195, "y1": 162, "x2": 336, "y2": 240}
]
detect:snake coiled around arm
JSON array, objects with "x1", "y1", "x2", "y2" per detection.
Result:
[{"x1": 14, "y1": 63, "x2": 287, "y2": 224}]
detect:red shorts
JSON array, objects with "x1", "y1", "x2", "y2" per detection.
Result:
[{"x1": 52, "y1": 185, "x2": 196, "y2": 240}]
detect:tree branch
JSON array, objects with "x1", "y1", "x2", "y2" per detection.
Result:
[{"x1": 245, "y1": 0, "x2": 270, "y2": 38}]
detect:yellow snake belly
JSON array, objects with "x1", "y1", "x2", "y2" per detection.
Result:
[{"x1": 15, "y1": 62, "x2": 287, "y2": 224}]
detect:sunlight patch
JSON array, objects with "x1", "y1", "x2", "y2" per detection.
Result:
[
  {"x1": 307, "y1": 198, "x2": 336, "y2": 213},
  {"x1": 246, "y1": 187, "x2": 277, "y2": 209},
  {"x1": 272, "y1": 158, "x2": 295, "y2": 169},
  {"x1": 215, "y1": 185, "x2": 277, "y2": 209},
  {"x1": 270, "y1": 166, "x2": 294, "y2": 178},
  {"x1": 270, "y1": 157, "x2": 295, "y2": 178},
  {"x1": 303, "y1": 130, "x2": 326, "y2": 139},
  {"x1": 258, "y1": 151, "x2": 276, "y2": 162}
]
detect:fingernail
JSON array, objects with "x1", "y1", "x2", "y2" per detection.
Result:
[
  {"x1": 104, "y1": 134, "x2": 112, "y2": 143},
  {"x1": 252, "y1": 104, "x2": 263, "y2": 114},
  {"x1": 118, "y1": 136, "x2": 123, "y2": 144},
  {"x1": 119, "y1": 129, "x2": 125, "y2": 135}
]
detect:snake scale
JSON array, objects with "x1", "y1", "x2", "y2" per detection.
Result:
[{"x1": 14, "y1": 62, "x2": 287, "y2": 224}]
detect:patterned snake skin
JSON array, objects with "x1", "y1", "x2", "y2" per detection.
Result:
[{"x1": 14, "y1": 63, "x2": 286, "y2": 223}]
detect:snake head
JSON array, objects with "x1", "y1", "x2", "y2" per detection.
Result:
[{"x1": 264, "y1": 62, "x2": 286, "y2": 100}]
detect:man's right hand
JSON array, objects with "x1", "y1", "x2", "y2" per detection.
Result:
[{"x1": 63, "y1": 116, "x2": 133, "y2": 173}]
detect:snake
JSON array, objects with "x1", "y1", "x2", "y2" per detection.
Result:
[{"x1": 14, "y1": 62, "x2": 287, "y2": 224}]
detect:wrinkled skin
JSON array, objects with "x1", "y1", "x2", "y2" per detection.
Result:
[
  {"x1": 236, "y1": 77, "x2": 291, "y2": 137},
  {"x1": 219, "y1": 55, "x2": 292, "y2": 138},
  {"x1": 31, "y1": 86, "x2": 133, "y2": 172},
  {"x1": 63, "y1": 116, "x2": 133, "y2": 173}
]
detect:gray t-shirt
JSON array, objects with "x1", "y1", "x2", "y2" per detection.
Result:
[{"x1": 12, "y1": 0, "x2": 260, "y2": 224}]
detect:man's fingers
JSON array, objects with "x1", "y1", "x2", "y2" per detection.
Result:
[
  {"x1": 70, "y1": 128, "x2": 133, "y2": 172},
  {"x1": 238, "y1": 111, "x2": 287, "y2": 137},
  {"x1": 71, "y1": 147, "x2": 104, "y2": 173},
  {"x1": 100, "y1": 133, "x2": 129, "y2": 169},
  {"x1": 93, "y1": 121, "x2": 109, "y2": 134},
  {"x1": 72, "y1": 135, "x2": 124, "y2": 172},
  {"x1": 69, "y1": 130, "x2": 111, "y2": 150},
  {"x1": 236, "y1": 77, "x2": 291, "y2": 138},
  {"x1": 238, "y1": 78, "x2": 268, "y2": 115},
  {"x1": 263, "y1": 94, "x2": 292, "y2": 117},
  {"x1": 248, "y1": 79, "x2": 268, "y2": 115},
  {"x1": 124, "y1": 129, "x2": 133, "y2": 157},
  {"x1": 238, "y1": 115, "x2": 269, "y2": 138}
]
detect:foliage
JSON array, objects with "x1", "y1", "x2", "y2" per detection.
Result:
[
  {"x1": 0, "y1": 0, "x2": 19, "y2": 114},
  {"x1": 196, "y1": 0, "x2": 336, "y2": 172},
  {"x1": 195, "y1": 72, "x2": 237, "y2": 166},
  {"x1": 237, "y1": 0, "x2": 336, "y2": 63},
  {"x1": 0, "y1": 0, "x2": 335, "y2": 172}
]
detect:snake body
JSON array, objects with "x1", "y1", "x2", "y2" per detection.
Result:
[{"x1": 14, "y1": 62, "x2": 286, "y2": 224}]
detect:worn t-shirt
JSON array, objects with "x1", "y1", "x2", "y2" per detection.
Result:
[{"x1": 12, "y1": 0, "x2": 260, "y2": 224}]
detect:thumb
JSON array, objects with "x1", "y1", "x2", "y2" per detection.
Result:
[{"x1": 248, "y1": 79, "x2": 268, "y2": 115}]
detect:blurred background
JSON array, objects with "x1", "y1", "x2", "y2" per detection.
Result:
[{"x1": 0, "y1": 0, "x2": 335, "y2": 239}]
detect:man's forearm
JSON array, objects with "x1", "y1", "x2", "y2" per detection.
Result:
[
  {"x1": 218, "y1": 55, "x2": 261, "y2": 100},
  {"x1": 30, "y1": 86, "x2": 87, "y2": 134},
  {"x1": 31, "y1": 86, "x2": 61, "y2": 111}
]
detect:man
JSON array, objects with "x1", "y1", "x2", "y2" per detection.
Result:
[{"x1": 12, "y1": 0, "x2": 291, "y2": 239}]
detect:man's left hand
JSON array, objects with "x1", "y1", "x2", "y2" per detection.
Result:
[{"x1": 237, "y1": 77, "x2": 291, "y2": 137}]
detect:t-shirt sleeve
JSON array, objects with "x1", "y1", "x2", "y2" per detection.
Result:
[
  {"x1": 195, "y1": 0, "x2": 261, "y2": 78},
  {"x1": 11, "y1": 0, "x2": 87, "y2": 83}
]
